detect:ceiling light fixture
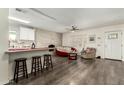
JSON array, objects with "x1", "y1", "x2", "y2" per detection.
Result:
[
  {"x1": 8, "y1": 16, "x2": 30, "y2": 24},
  {"x1": 71, "y1": 30, "x2": 75, "y2": 33}
]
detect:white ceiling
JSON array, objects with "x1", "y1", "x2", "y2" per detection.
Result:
[{"x1": 9, "y1": 8, "x2": 124, "y2": 33}]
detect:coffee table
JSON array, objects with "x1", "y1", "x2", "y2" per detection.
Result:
[{"x1": 68, "y1": 53, "x2": 77, "y2": 60}]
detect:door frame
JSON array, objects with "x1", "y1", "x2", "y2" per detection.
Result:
[{"x1": 104, "y1": 30, "x2": 122, "y2": 60}]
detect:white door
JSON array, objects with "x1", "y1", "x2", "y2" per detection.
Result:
[{"x1": 105, "y1": 31, "x2": 122, "y2": 60}]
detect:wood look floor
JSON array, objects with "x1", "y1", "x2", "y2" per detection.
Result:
[{"x1": 10, "y1": 56, "x2": 124, "y2": 85}]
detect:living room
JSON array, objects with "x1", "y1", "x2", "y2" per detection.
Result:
[{"x1": 1, "y1": 8, "x2": 124, "y2": 86}]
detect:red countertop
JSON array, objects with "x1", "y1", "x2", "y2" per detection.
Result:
[{"x1": 5, "y1": 48, "x2": 55, "y2": 53}]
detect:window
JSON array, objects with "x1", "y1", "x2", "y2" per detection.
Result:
[
  {"x1": 20, "y1": 27, "x2": 35, "y2": 40},
  {"x1": 9, "y1": 31, "x2": 16, "y2": 41},
  {"x1": 108, "y1": 33, "x2": 118, "y2": 39}
]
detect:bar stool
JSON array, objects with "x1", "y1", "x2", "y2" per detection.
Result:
[
  {"x1": 14, "y1": 58, "x2": 28, "y2": 83},
  {"x1": 31, "y1": 56, "x2": 43, "y2": 75},
  {"x1": 43, "y1": 54, "x2": 53, "y2": 70}
]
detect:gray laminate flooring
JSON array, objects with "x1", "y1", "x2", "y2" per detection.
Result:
[{"x1": 10, "y1": 56, "x2": 124, "y2": 85}]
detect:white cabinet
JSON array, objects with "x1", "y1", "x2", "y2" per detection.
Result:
[{"x1": 20, "y1": 27, "x2": 35, "y2": 40}]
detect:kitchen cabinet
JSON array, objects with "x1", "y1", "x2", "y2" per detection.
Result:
[{"x1": 20, "y1": 27, "x2": 35, "y2": 40}]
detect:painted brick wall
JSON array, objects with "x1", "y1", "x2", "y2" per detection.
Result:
[{"x1": 36, "y1": 29, "x2": 62, "y2": 47}]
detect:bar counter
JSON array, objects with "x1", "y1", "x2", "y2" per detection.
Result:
[
  {"x1": 5, "y1": 47, "x2": 54, "y2": 53},
  {"x1": 7, "y1": 47, "x2": 54, "y2": 80}
]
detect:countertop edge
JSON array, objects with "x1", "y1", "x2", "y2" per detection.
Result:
[{"x1": 5, "y1": 48, "x2": 55, "y2": 54}]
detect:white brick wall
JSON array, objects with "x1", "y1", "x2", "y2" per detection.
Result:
[{"x1": 36, "y1": 29, "x2": 62, "y2": 47}]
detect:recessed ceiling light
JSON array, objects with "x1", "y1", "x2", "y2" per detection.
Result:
[{"x1": 8, "y1": 16, "x2": 30, "y2": 24}]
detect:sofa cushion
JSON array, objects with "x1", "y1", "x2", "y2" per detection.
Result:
[{"x1": 57, "y1": 47, "x2": 71, "y2": 53}]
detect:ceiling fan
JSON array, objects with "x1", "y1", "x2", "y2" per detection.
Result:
[{"x1": 66, "y1": 25, "x2": 82, "y2": 32}]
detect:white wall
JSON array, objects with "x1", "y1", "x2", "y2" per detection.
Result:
[
  {"x1": 63, "y1": 24, "x2": 124, "y2": 60},
  {"x1": 36, "y1": 29, "x2": 62, "y2": 47},
  {"x1": 0, "y1": 9, "x2": 9, "y2": 84}
]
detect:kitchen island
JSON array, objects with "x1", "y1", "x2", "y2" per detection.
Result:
[{"x1": 6, "y1": 47, "x2": 54, "y2": 81}]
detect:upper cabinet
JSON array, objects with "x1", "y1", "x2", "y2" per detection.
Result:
[{"x1": 20, "y1": 27, "x2": 35, "y2": 40}]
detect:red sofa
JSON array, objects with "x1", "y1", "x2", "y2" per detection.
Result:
[
  {"x1": 56, "y1": 49, "x2": 68, "y2": 57},
  {"x1": 56, "y1": 47, "x2": 77, "y2": 57}
]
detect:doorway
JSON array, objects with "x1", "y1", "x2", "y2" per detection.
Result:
[{"x1": 104, "y1": 31, "x2": 122, "y2": 60}]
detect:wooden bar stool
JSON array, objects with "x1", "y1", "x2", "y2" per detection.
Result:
[
  {"x1": 14, "y1": 58, "x2": 28, "y2": 83},
  {"x1": 31, "y1": 56, "x2": 43, "y2": 75},
  {"x1": 43, "y1": 54, "x2": 53, "y2": 70}
]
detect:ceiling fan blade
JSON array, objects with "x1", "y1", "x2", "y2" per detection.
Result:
[
  {"x1": 66, "y1": 28, "x2": 74, "y2": 31},
  {"x1": 75, "y1": 26, "x2": 78, "y2": 29},
  {"x1": 70, "y1": 29, "x2": 74, "y2": 31},
  {"x1": 78, "y1": 28, "x2": 84, "y2": 30},
  {"x1": 74, "y1": 28, "x2": 83, "y2": 31},
  {"x1": 65, "y1": 25, "x2": 83, "y2": 32},
  {"x1": 75, "y1": 28, "x2": 79, "y2": 30}
]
